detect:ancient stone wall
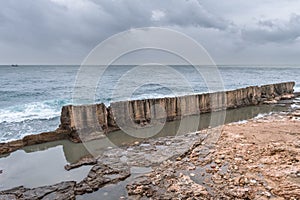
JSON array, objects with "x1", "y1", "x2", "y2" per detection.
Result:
[{"x1": 59, "y1": 82, "x2": 295, "y2": 136}]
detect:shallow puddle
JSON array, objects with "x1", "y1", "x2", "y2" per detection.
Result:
[{"x1": 0, "y1": 146, "x2": 91, "y2": 190}]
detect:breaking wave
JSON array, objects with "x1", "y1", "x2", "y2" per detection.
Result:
[{"x1": 0, "y1": 99, "x2": 70, "y2": 124}]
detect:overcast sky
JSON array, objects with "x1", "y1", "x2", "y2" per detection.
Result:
[{"x1": 0, "y1": 0, "x2": 300, "y2": 65}]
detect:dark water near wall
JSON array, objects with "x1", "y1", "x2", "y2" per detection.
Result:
[{"x1": 0, "y1": 65, "x2": 300, "y2": 142}]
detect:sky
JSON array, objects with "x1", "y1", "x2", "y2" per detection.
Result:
[{"x1": 0, "y1": 0, "x2": 300, "y2": 65}]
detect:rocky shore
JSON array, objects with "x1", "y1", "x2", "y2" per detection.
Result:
[
  {"x1": 126, "y1": 111, "x2": 300, "y2": 199},
  {"x1": 0, "y1": 109, "x2": 299, "y2": 199},
  {"x1": 0, "y1": 82, "x2": 299, "y2": 199}
]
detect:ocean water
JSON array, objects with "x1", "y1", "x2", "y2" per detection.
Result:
[{"x1": 0, "y1": 65, "x2": 299, "y2": 142}]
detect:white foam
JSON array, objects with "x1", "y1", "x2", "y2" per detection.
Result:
[
  {"x1": 0, "y1": 99, "x2": 70, "y2": 123},
  {"x1": 294, "y1": 86, "x2": 300, "y2": 92},
  {"x1": 291, "y1": 104, "x2": 300, "y2": 109},
  {"x1": 231, "y1": 120, "x2": 248, "y2": 125},
  {"x1": 254, "y1": 112, "x2": 272, "y2": 119},
  {"x1": 294, "y1": 98, "x2": 300, "y2": 103}
]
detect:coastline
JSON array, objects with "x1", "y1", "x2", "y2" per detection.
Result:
[
  {"x1": 0, "y1": 82, "x2": 299, "y2": 199},
  {"x1": 0, "y1": 108, "x2": 299, "y2": 199},
  {"x1": 0, "y1": 82, "x2": 295, "y2": 156}
]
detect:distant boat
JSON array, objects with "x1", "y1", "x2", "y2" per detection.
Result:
[{"x1": 11, "y1": 64, "x2": 19, "y2": 67}]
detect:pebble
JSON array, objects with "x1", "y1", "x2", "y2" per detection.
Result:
[
  {"x1": 120, "y1": 156, "x2": 128, "y2": 162},
  {"x1": 262, "y1": 191, "x2": 272, "y2": 197},
  {"x1": 188, "y1": 165, "x2": 196, "y2": 170},
  {"x1": 215, "y1": 159, "x2": 222, "y2": 164},
  {"x1": 223, "y1": 175, "x2": 229, "y2": 180},
  {"x1": 250, "y1": 179, "x2": 257, "y2": 184},
  {"x1": 140, "y1": 143, "x2": 150, "y2": 147}
]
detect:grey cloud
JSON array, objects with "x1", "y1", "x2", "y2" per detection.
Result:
[
  {"x1": 242, "y1": 14, "x2": 300, "y2": 43},
  {"x1": 0, "y1": 0, "x2": 230, "y2": 64},
  {"x1": 0, "y1": 0, "x2": 300, "y2": 65},
  {"x1": 149, "y1": 0, "x2": 229, "y2": 30},
  {"x1": 258, "y1": 19, "x2": 277, "y2": 28}
]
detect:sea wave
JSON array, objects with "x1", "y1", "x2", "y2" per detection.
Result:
[
  {"x1": 0, "y1": 99, "x2": 70, "y2": 123},
  {"x1": 231, "y1": 120, "x2": 248, "y2": 125},
  {"x1": 293, "y1": 97, "x2": 300, "y2": 102},
  {"x1": 294, "y1": 86, "x2": 300, "y2": 92},
  {"x1": 254, "y1": 112, "x2": 273, "y2": 119}
]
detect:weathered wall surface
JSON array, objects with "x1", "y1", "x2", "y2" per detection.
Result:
[{"x1": 59, "y1": 82, "x2": 295, "y2": 138}]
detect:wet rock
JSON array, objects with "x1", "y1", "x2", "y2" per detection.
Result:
[
  {"x1": 0, "y1": 182, "x2": 76, "y2": 200},
  {"x1": 75, "y1": 163, "x2": 130, "y2": 195},
  {"x1": 0, "y1": 194, "x2": 17, "y2": 200},
  {"x1": 264, "y1": 99, "x2": 278, "y2": 104},
  {"x1": 64, "y1": 155, "x2": 97, "y2": 171},
  {"x1": 1, "y1": 162, "x2": 131, "y2": 199},
  {"x1": 281, "y1": 94, "x2": 295, "y2": 100},
  {"x1": 27, "y1": 182, "x2": 76, "y2": 200},
  {"x1": 0, "y1": 130, "x2": 69, "y2": 155}
]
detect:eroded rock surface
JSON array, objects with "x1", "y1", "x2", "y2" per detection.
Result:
[
  {"x1": 75, "y1": 162, "x2": 130, "y2": 195},
  {"x1": 126, "y1": 113, "x2": 300, "y2": 199},
  {"x1": 0, "y1": 182, "x2": 76, "y2": 200},
  {"x1": 0, "y1": 163, "x2": 130, "y2": 200},
  {"x1": 64, "y1": 155, "x2": 97, "y2": 171}
]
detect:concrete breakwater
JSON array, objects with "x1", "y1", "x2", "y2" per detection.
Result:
[
  {"x1": 60, "y1": 82, "x2": 295, "y2": 141},
  {"x1": 0, "y1": 82, "x2": 295, "y2": 155}
]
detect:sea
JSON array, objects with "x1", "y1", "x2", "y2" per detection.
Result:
[{"x1": 0, "y1": 65, "x2": 300, "y2": 143}]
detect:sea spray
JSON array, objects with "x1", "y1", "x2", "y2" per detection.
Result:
[
  {"x1": 0, "y1": 99, "x2": 70, "y2": 123},
  {"x1": 0, "y1": 99, "x2": 71, "y2": 142}
]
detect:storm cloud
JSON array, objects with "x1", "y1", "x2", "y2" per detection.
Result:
[
  {"x1": 242, "y1": 14, "x2": 300, "y2": 43},
  {"x1": 0, "y1": 0, "x2": 299, "y2": 64}
]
